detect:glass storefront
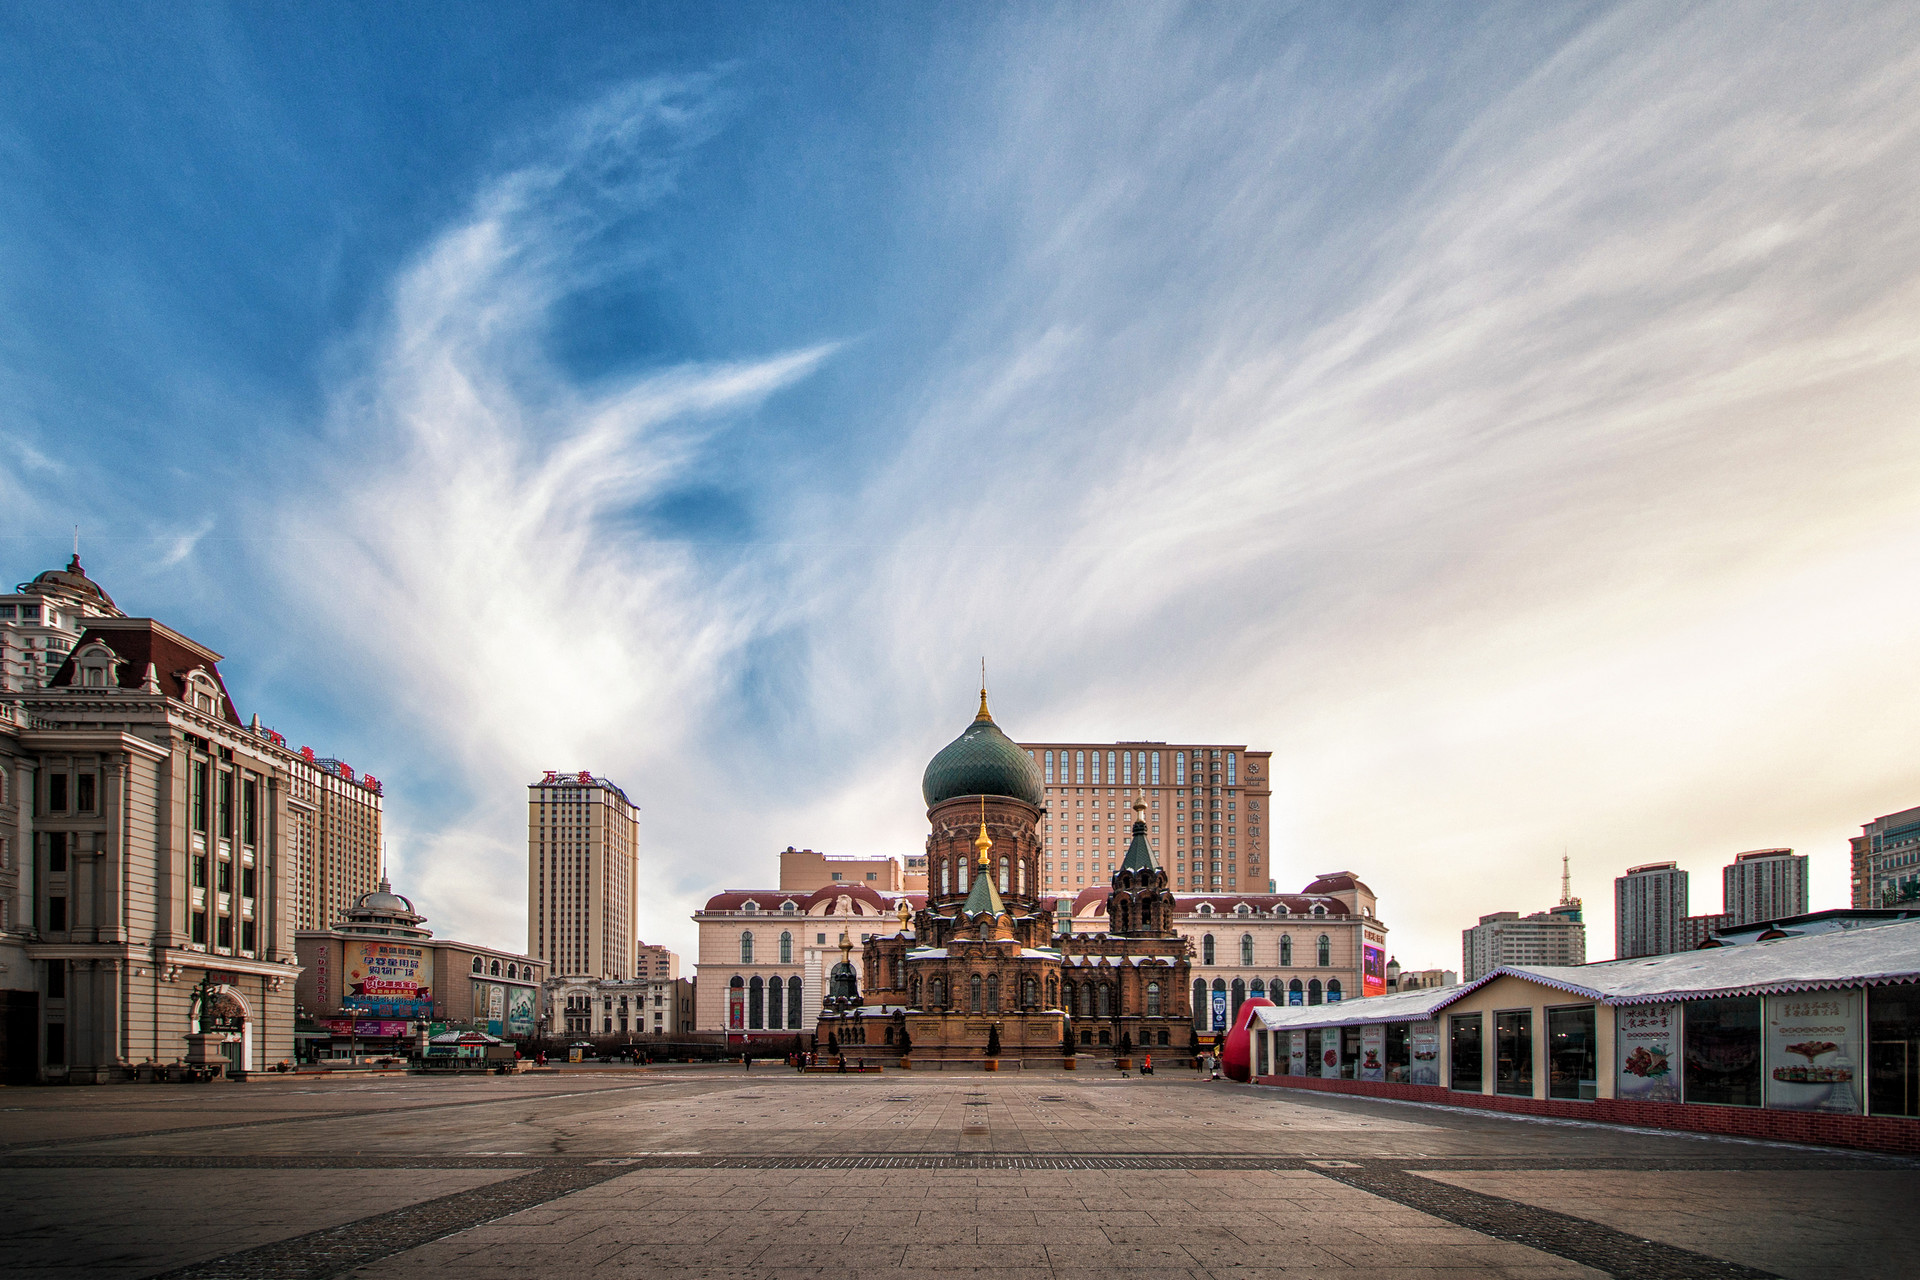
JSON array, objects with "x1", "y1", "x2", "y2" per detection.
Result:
[
  {"x1": 1384, "y1": 1022, "x2": 1411, "y2": 1083},
  {"x1": 1869, "y1": 982, "x2": 1920, "y2": 1117},
  {"x1": 1548, "y1": 1004, "x2": 1597, "y2": 1100},
  {"x1": 1449, "y1": 1012, "x2": 1483, "y2": 1092},
  {"x1": 1340, "y1": 1026, "x2": 1362, "y2": 1079},
  {"x1": 1683, "y1": 996, "x2": 1762, "y2": 1107},
  {"x1": 1494, "y1": 1010, "x2": 1532, "y2": 1097}
]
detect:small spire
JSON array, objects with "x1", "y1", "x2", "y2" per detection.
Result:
[
  {"x1": 976, "y1": 660, "x2": 992, "y2": 722},
  {"x1": 976, "y1": 795, "x2": 993, "y2": 866}
]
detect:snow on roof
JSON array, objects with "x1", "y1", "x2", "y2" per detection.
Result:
[{"x1": 1250, "y1": 918, "x2": 1920, "y2": 1030}]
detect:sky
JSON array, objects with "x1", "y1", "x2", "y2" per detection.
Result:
[{"x1": 4, "y1": 2, "x2": 1919, "y2": 970}]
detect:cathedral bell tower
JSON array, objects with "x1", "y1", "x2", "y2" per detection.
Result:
[{"x1": 1108, "y1": 793, "x2": 1176, "y2": 937}]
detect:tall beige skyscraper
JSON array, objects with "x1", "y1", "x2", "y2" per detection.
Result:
[
  {"x1": 282, "y1": 748, "x2": 385, "y2": 932},
  {"x1": 528, "y1": 771, "x2": 639, "y2": 978},
  {"x1": 1018, "y1": 741, "x2": 1273, "y2": 893}
]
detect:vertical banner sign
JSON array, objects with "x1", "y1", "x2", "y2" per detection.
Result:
[
  {"x1": 1764, "y1": 991, "x2": 1862, "y2": 1114},
  {"x1": 1615, "y1": 1004, "x2": 1682, "y2": 1102},
  {"x1": 1360, "y1": 1024, "x2": 1385, "y2": 1081},
  {"x1": 1362, "y1": 944, "x2": 1387, "y2": 997},
  {"x1": 1211, "y1": 990, "x2": 1229, "y2": 1032},
  {"x1": 1409, "y1": 1020, "x2": 1441, "y2": 1086},
  {"x1": 1289, "y1": 1033, "x2": 1306, "y2": 1076}
]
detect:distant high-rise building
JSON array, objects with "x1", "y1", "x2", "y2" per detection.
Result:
[
  {"x1": 1723, "y1": 848, "x2": 1808, "y2": 925},
  {"x1": 1616, "y1": 861, "x2": 1690, "y2": 958},
  {"x1": 528, "y1": 771, "x2": 639, "y2": 978},
  {"x1": 1020, "y1": 740, "x2": 1272, "y2": 894},
  {"x1": 1462, "y1": 906, "x2": 1586, "y2": 980},
  {"x1": 284, "y1": 748, "x2": 385, "y2": 932},
  {"x1": 635, "y1": 940, "x2": 681, "y2": 981},
  {"x1": 777, "y1": 847, "x2": 922, "y2": 892},
  {"x1": 1851, "y1": 806, "x2": 1920, "y2": 908}
]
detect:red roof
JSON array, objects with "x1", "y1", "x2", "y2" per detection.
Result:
[
  {"x1": 1302, "y1": 871, "x2": 1373, "y2": 896},
  {"x1": 51, "y1": 619, "x2": 243, "y2": 727},
  {"x1": 702, "y1": 887, "x2": 927, "y2": 915}
]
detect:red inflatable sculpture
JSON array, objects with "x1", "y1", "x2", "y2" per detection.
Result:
[{"x1": 1219, "y1": 995, "x2": 1274, "y2": 1082}]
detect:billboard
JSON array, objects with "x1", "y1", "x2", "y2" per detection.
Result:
[
  {"x1": 1615, "y1": 1004, "x2": 1681, "y2": 1102},
  {"x1": 1360, "y1": 1024, "x2": 1385, "y2": 1081},
  {"x1": 1764, "y1": 992, "x2": 1862, "y2": 1114},
  {"x1": 323, "y1": 1018, "x2": 412, "y2": 1037},
  {"x1": 1362, "y1": 945, "x2": 1387, "y2": 997},
  {"x1": 347, "y1": 941, "x2": 432, "y2": 1018},
  {"x1": 1211, "y1": 989, "x2": 1229, "y2": 1032},
  {"x1": 507, "y1": 987, "x2": 536, "y2": 1037},
  {"x1": 1409, "y1": 1019, "x2": 1440, "y2": 1086}
]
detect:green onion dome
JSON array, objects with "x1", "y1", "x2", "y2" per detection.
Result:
[{"x1": 921, "y1": 691, "x2": 1044, "y2": 808}]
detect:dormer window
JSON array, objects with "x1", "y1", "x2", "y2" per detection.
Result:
[
  {"x1": 73, "y1": 641, "x2": 121, "y2": 689},
  {"x1": 1235, "y1": 903, "x2": 1250, "y2": 916},
  {"x1": 1312, "y1": 903, "x2": 1327, "y2": 916},
  {"x1": 780, "y1": 901, "x2": 798, "y2": 913},
  {"x1": 185, "y1": 668, "x2": 222, "y2": 715},
  {"x1": 741, "y1": 900, "x2": 759, "y2": 914},
  {"x1": 1197, "y1": 904, "x2": 1214, "y2": 916}
]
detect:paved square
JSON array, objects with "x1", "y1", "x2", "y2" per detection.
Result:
[{"x1": 0, "y1": 1068, "x2": 1910, "y2": 1279}]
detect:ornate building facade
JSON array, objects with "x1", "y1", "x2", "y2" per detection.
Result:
[{"x1": 821, "y1": 692, "x2": 1194, "y2": 1065}]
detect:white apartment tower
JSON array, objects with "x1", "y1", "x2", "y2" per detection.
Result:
[
  {"x1": 1722, "y1": 848, "x2": 1808, "y2": 925},
  {"x1": 528, "y1": 771, "x2": 639, "y2": 979},
  {"x1": 1615, "y1": 861, "x2": 1689, "y2": 959}
]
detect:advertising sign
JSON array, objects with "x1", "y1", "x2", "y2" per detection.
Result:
[
  {"x1": 1764, "y1": 991, "x2": 1862, "y2": 1114},
  {"x1": 1289, "y1": 1033, "x2": 1306, "y2": 1076},
  {"x1": 507, "y1": 987, "x2": 536, "y2": 1037},
  {"x1": 1211, "y1": 990, "x2": 1229, "y2": 1032},
  {"x1": 1409, "y1": 1020, "x2": 1440, "y2": 1086},
  {"x1": 1360, "y1": 1024, "x2": 1385, "y2": 1081},
  {"x1": 1615, "y1": 1004, "x2": 1681, "y2": 1102},
  {"x1": 347, "y1": 941, "x2": 432, "y2": 1018},
  {"x1": 1362, "y1": 945, "x2": 1387, "y2": 997},
  {"x1": 1288, "y1": 985, "x2": 1303, "y2": 1006},
  {"x1": 323, "y1": 1019, "x2": 411, "y2": 1037}
]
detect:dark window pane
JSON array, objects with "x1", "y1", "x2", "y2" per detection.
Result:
[
  {"x1": 46, "y1": 961, "x2": 65, "y2": 998},
  {"x1": 1548, "y1": 1005, "x2": 1598, "y2": 1100},
  {"x1": 191, "y1": 912, "x2": 207, "y2": 944},
  {"x1": 76, "y1": 774, "x2": 96, "y2": 812},
  {"x1": 1450, "y1": 1013, "x2": 1483, "y2": 1092},
  {"x1": 1496, "y1": 1011, "x2": 1533, "y2": 1096},
  {"x1": 242, "y1": 779, "x2": 258, "y2": 845},
  {"x1": 49, "y1": 773, "x2": 68, "y2": 812},
  {"x1": 1385, "y1": 1022, "x2": 1411, "y2": 1083},
  {"x1": 47, "y1": 833, "x2": 66, "y2": 873},
  {"x1": 45, "y1": 1023, "x2": 64, "y2": 1065},
  {"x1": 1684, "y1": 997, "x2": 1762, "y2": 1107},
  {"x1": 217, "y1": 916, "x2": 232, "y2": 948},
  {"x1": 1869, "y1": 982, "x2": 1920, "y2": 1118},
  {"x1": 47, "y1": 897, "x2": 66, "y2": 932}
]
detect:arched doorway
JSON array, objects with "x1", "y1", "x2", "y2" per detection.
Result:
[{"x1": 204, "y1": 985, "x2": 252, "y2": 1073}]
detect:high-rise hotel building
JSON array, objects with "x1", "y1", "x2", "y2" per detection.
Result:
[
  {"x1": 284, "y1": 750, "x2": 384, "y2": 932},
  {"x1": 1018, "y1": 741, "x2": 1273, "y2": 893},
  {"x1": 528, "y1": 771, "x2": 639, "y2": 978}
]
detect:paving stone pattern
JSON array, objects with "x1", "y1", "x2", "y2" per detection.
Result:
[{"x1": 0, "y1": 1069, "x2": 1912, "y2": 1280}]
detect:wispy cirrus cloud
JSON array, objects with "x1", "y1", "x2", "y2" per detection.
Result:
[{"x1": 269, "y1": 3, "x2": 1920, "y2": 969}]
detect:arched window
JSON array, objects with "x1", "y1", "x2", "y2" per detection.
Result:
[
  {"x1": 471, "y1": 956, "x2": 483, "y2": 973},
  {"x1": 779, "y1": 931, "x2": 793, "y2": 964},
  {"x1": 1202, "y1": 933, "x2": 1216, "y2": 965},
  {"x1": 1192, "y1": 978, "x2": 1208, "y2": 1028},
  {"x1": 1079, "y1": 982, "x2": 1093, "y2": 1018},
  {"x1": 930, "y1": 976, "x2": 945, "y2": 1007},
  {"x1": 788, "y1": 975, "x2": 803, "y2": 1027},
  {"x1": 748, "y1": 976, "x2": 764, "y2": 1029},
  {"x1": 1250, "y1": 978, "x2": 1266, "y2": 998},
  {"x1": 740, "y1": 931, "x2": 754, "y2": 964},
  {"x1": 1231, "y1": 977, "x2": 1247, "y2": 1018},
  {"x1": 1313, "y1": 903, "x2": 1327, "y2": 916},
  {"x1": 910, "y1": 975, "x2": 921, "y2": 1006},
  {"x1": 1146, "y1": 981, "x2": 1162, "y2": 1017},
  {"x1": 1289, "y1": 977, "x2": 1303, "y2": 1005},
  {"x1": 1280, "y1": 935, "x2": 1293, "y2": 966},
  {"x1": 769, "y1": 975, "x2": 784, "y2": 1028},
  {"x1": 1023, "y1": 975, "x2": 1037, "y2": 1007},
  {"x1": 987, "y1": 974, "x2": 1000, "y2": 1013},
  {"x1": 1046, "y1": 975, "x2": 1058, "y2": 1008},
  {"x1": 941, "y1": 861, "x2": 950, "y2": 895},
  {"x1": 999, "y1": 855, "x2": 1009, "y2": 892},
  {"x1": 1308, "y1": 978, "x2": 1322, "y2": 1006},
  {"x1": 958, "y1": 859, "x2": 968, "y2": 893},
  {"x1": 505, "y1": 963, "x2": 516, "y2": 979},
  {"x1": 969, "y1": 974, "x2": 982, "y2": 1012},
  {"x1": 1327, "y1": 979, "x2": 1343, "y2": 1003},
  {"x1": 1317, "y1": 934, "x2": 1331, "y2": 967},
  {"x1": 1240, "y1": 933, "x2": 1254, "y2": 965},
  {"x1": 1096, "y1": 984, "x2": 1111, "y2": 1018},
  {"x1": 490, "y1": 959, "x2": 501, "y2": 976}
]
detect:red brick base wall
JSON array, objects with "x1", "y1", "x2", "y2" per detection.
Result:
[{"x1": 1252, "y1": 1072, "x2": 1920, "y2": 1157}]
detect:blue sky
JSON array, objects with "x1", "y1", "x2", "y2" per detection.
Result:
[{"x1": 5, "y1": 3, "x2": 1919, "y2": 968}]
